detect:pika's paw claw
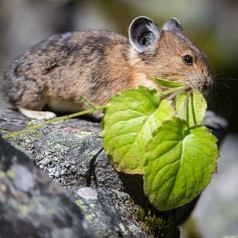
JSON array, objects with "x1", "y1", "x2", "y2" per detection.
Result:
[{"x1": 18, "y1": 107, "x2": 56, "y2": 120}]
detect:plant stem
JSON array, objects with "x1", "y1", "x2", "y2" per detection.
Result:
[
  {"x1": 165, "y1": 85, "x2": 191, "y2": 100},
  {"x1": 79, "y1": 94, "x2": 97, "y2": 109},
  {"x1": 3, "y1": 104, "x2": 108, "y2": 139}
]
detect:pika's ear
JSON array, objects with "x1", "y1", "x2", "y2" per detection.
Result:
[
  {"x1": 129, "y1": 16, "x2": 161, "y2": 53},
  {"x1": 162, "y1": 17, "x2": 183, "y2": 32}
]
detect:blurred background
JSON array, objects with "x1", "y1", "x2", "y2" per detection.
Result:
[{"x1": 0, "y1": 0, "x2": 237, "y2": 237}]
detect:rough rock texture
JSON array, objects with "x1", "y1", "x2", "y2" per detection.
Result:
[
  {"x1": 0, "y1": 108, "x2": 228, "y2": 237},
  {"x1": 0, "y1": 135, "x2": 95, "y2": 238},
  {"x1": 0, "y1": 109, "x2": 152, "y2": 237}
]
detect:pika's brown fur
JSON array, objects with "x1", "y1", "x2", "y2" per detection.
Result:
[{"x1": 1, "y1": 16, "x2": 213, "y2": 119}]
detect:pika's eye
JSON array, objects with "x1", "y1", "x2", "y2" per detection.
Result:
[{"x1": 182, "y1": 55, "x2": 193, "y2": 66}]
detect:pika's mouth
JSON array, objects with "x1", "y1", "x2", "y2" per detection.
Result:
[{"x1": 189, "y1": 75, "x2": 213, "y2": 94}]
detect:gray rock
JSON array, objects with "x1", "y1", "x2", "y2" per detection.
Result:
[
  {"x1": 0, "y1": 109, "x2": 154, "y2": 237},
  {"x1": 0, "y1": 108, "x2": 228, "y2": 237},
  {"x1": 0, "y1": 135, "x2": 95, "y2": 238}
]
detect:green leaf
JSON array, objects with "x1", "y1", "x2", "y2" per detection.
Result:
[
  {"x1": 102, "y1": 86, "x2": 175, "y2": 174},
  {"x1": 144, "y1": 118, "x2": 218, "y2": 211},
  {"x1": 174, "y1": 91, "x2": 187, "y2": 121},
  {"x1": 175, "y1": 89, "x2": 207, "y2": 127},
  {"x1": 154, "y1": 77, "x2": 185, "y2": 88}
]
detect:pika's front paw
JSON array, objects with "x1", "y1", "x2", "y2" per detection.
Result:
[{"x1": 18, "y1": 107, "x2": 56, "y2": 120}]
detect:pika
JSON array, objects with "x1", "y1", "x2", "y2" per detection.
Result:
[{"x1": 1, "y1": 16, "x2": 213, "y2": 120}]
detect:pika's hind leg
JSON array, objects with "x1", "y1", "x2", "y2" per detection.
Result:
[{"x1": 18, "y1": 107, "x2": 56, "y2": 120}]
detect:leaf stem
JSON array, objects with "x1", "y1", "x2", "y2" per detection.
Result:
[
  {"x1": 3, "y1": 104, "x2": 108, "y2": 139},
  {"x1": 79, "y1": 94, "x2": 97, "y2": 109},
  {"x1": 184, "y1": 91, "x2": 191, "y2": 122},
  {"x1": 161, "y1": 85, "x2": 191, "y2": 100}
]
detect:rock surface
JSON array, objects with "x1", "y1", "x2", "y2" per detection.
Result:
[
  {"x1": 0, "y1": 135, "x2": 95, "y2": 238},
  {"x1": 0, "y1": 108, "x2": 228, "y2": 237},
  {"x1": 0, "y1": 108, "x2": 153, "y2": 237}
]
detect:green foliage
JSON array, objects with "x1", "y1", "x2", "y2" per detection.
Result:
[
  {"x1": 102, "y1": 87, "x2": 174, "y2": 174},
  {"x1": 103, "y1": 77, "x2": 219, "y2": 211},
  {"x1": 175, "y1": 89, "x2": 207, "y2": 127},
  {"x1": 136, "y1": 207, "x2": 180, "y2": 237},
  {"x1": 154, "y1": 77, "x2": 184, "y2": 88},
  {"x1": 144, "y1": 118, "x2": 218, "y2": 210}
]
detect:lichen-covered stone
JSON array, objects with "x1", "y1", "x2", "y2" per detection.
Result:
[
  {"x1": 0, "y1": 108, "x2": 228, "y2": 237},
  {"x1": 0, "y1": 109, "x2": 122, "y2": 190},
  {"x1": 0, "y1": 135, "x2": 95, "y2": 238},
  {"x1": 0, "y1": 109, "x2": 150, "y2": 237}
]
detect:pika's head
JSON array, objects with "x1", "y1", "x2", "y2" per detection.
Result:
[{"x1": 128, "y1": 16, "x2": 213, "y2": 93}]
